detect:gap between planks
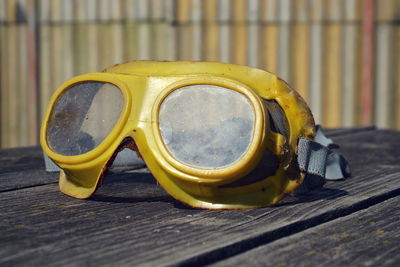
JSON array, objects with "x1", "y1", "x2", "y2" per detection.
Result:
[{"x1": 176, "y1": 187, "x2": 400, "y2": 266}]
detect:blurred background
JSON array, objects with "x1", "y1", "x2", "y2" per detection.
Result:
[{"x1": 0, "y1": 0, "x2": 399, "y2": 148}]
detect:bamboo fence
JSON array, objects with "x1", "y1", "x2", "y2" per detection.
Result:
[{"x1": 0, "y1": 0, "x2": 399, "y2": 148}]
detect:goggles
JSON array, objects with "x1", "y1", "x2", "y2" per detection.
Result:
[{"x1": 41, "y1": 61, "x2": 349, "y2": 209}]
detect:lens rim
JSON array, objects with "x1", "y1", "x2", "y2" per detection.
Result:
[
  {"x1": 40, "y1": 73, "x2": 131, "y2": 164},
  {"x1": 152, "y1": 77, "x2": 267, "y2": 182}
]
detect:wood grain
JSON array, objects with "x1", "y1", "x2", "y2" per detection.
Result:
[
  {"x1": 214, "y1": 196, "x2": 400, "y2": 266},
  {"x1": 1, "y1": 130, "x2": 400, "y2": 266}
]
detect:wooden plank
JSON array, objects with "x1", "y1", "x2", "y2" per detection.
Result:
[
  {"x1": 1, "y1": 130, "x2": 400, "y2": 265},
  {"x1": 215, "y1": 196, "x2": 400, "y2": 266},
  {"x1": 0, "y1": 146, "x2": 57, "y2": 192}
]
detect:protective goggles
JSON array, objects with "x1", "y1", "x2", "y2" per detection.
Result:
[{"x1": 41, "y1": 61, "x2": 349, "y2": 209}]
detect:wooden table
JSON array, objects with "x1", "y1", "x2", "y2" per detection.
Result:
[{"x1": 1, "y1": 127, "x2": 400, "y2": 266}]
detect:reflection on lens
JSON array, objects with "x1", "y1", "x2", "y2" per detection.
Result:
[
  {"x1": 159, "y1": 85, "x2": 255, "y2": 169},
  {"x1": 47, "y1": 81, "x2": 123, "y2": 156}
]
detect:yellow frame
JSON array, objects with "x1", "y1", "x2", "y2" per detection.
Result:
[
  {"x1": 41, "y1": 73, "x2": 132, "y2": 165},
  {"x1": 41, "y1": 61, "x2": 315, "y2": 209},
  {"x1": 151, "y1": 77, "x2": 266, "y2": 182}
]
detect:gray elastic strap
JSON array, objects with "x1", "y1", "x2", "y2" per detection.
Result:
[
  {"x1": 297, "y1": 138, "x2": 329, "y2": 177},
  {"x1": 325, "y1": 153, "x2": 351, "y2": 180},
  {"x1": 44, "y1": 153, "x2": 61, "y2": 172},
  {"x1": 43, "y1": 149, "x2": 145, "y2": 172},
  {"x1": 296, "y1": 126, "x2": 351, "y2": 193},
  {"x1": 313, "y1": 125, "x2": 339, "y2": 149}
]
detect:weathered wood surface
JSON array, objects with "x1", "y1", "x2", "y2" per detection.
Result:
[
  {"x1": 1, "y1": 129, "x2": 400, "y2": 266},
  {"x1": 214, "y1": 196, "x2": 400, "y2": 267},
  {"x1": 0, "y1": 146, "x2": 57, "y2": 192}
]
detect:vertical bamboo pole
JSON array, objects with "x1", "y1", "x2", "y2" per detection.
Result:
[
  {"x1": 27, "y1": 0, "x2": 39, "y2": 145},
  {"x1": 342, "y1": 0, "x2": 362, "y2": 127},
  {"x1": 394, "y1": 24, "x2": 400, "y2": 130},
  {"x1": 97, "y1": 0, "x2": 112, "y2": 69},
  {"x1": 231, "y1": 0, "x2": 247, "y2": 65},
  {"x1": 218, "y1": 0, "x2": 231, "y2": 63},
  {"x1": 0, "y1": 0, "x2": 7, "y2": 146},
  {"x1": 73, "y1": 0, "x2": 88, "y2": 75},
  {"x1": 109, "y1": 0, "x2": 123, "y2": 65},
  {"x1": 260, "y1": 0, "x2": 278, "y2": 73},
  {"x1": 292, "y1": 0, "x2": 310, "y2": 102},
  {"x1": 17, "y1": 0, "x2": 29, "y2": 146},
  {"x1": 360, "y1": 0, "x2": 374, "y2": 126},
  {"x1": 61, "y1": 0, "x2": 74, "y2": 81},
  {"x1": 50, "y1": 0, "x2": 65, "y2": 90},
  {"x1": 374, "y1": 0, "x2": 396, "y2": 128},
  {"x1": 86, "y1": 0, "x2": 99, "y2": 72},
  {"x1": 176, "y1": 0, "x2": 192, "y2": 60},
  {"x1": 247, "y1": 0, "x2": 260, "y2": 68},
  {"x1": 395, "y1": 5, "x2": 400, "y2": 129},
  {"x1": 136, "y1": 0, "x2": 151, "y2": 60},
  {"x1": 309, "y1": 0, "x2": 324, "y2": 124},
  {"x1": 277, "y1": 0, "x2": 292, "y2": 83},
  {"x1": 7, "y1": 0, "x2": 19, "y2": 146},
  {"x1": 323, "y1": 0, "x2": 343, "y2": 127},
  {"x1": 124, "y1": 0, "x2": 138, "y2": 61},
  {"x1": 203, "y1": 0, "x2": 219, "y2": 61},
  {"x1": 151, "y1": 0, "x2": 167, "y2": 60},
  {"x1": 165, "y1": 0, "x2": 177, "y2": 61},
  {"x1": 39, "y1": 0, "x2": 53, "y2": 121},
  {"x1": 191, "y1": 0, "x2": 202, "y2": 60}
]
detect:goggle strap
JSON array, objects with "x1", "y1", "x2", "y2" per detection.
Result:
[
  {"x1": 44, "y1": 152, "x2": 60, "y2": 172},
  {"x1": 296, "y1": 125, "x2": 351, "y2": 194}
]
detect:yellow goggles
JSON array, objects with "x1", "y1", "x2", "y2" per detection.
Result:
[{"x1": 41, "y1": 61, "x2": 344, "y2": 209}]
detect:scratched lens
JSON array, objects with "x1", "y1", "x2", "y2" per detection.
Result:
[
  {"x1": 159, "y1": 84, "x2": 255, "y2": 169},
  {"x1": 47, "y1": 81, "x2": 123, "y2": 156}
]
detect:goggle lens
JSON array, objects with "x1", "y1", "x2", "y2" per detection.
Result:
[
  {"x1": 46, "y1": 81, "x2": 123, "y2": 156},
  {"x1": 159, "y1": 85, "x2": 255, "y2": 169}
]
